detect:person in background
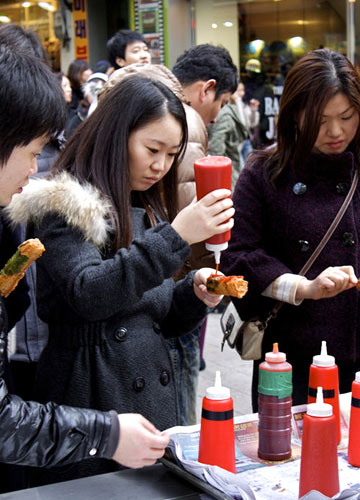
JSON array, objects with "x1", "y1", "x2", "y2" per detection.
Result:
[
  {"x1": 208, "y1": 81, "x2": 259, "y2": 188},
  {"x1": 244, "y1": 58, "x2": 275, "y2": 149},
  {"x1": 222, "y1": 48, "x2": 360, "y2": 411},
  {"x1": 0, "y1": 44, "x2": 170, "y2": 494},
  {"x1": 107, "y1": 29, "x2": 151, "y2": 70},
  {"x1": 94, "y1": 58, "x2": 114, "y2": 75},
  {"x1": 6, "y1": 75, "x2": 232, "y2": 486},
  {"x1": 67, "y1": 59, "x2": 92, "y2": 111},
  {"x1": 65, "y1": 72, "x2": 108, "y2": 138}
]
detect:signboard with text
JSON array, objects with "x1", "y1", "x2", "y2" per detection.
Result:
[{"x1": 73, "y1": 0, "x2": 89, "y2": 61}]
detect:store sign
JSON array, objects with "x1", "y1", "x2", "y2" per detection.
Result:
[{"x1": 73, "y1": 0, "x2": 89, "y2": 61}]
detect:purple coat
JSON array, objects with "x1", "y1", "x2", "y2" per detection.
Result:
[{"x1": 222, "y1": 151, "x2": 360, "y2": 366}]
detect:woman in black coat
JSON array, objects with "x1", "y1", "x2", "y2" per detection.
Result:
[
  {"x1": 222, "y1": 48, "x2": 360, "y2": 410},
  {"x1": 6, "y1": 75, "x2": 233, "y2": 485},
  {"x1": 0, "y1": 45, "x2": 170, "y2": 488}
]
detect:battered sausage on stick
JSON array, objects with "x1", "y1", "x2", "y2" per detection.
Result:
[
  {"x1": 206, "y1": 274, "x2": 248, "y2": 299},
  {"x1": 0, "y1": 238, "x2": 45, "y2": 297}
]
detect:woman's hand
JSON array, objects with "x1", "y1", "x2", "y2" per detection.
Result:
[
  {"x1": 296, "y1": 265, "x2": 358, "y2": 300},
  {"x1": 112, "y1": 414, "x2": 170, "y2": 468},
  {"x1": 193, "y1": 268, "x2": 224, "y2": 307},
  {"x1": 171, "y1": 189, "x2": 234, "y2": 245}
]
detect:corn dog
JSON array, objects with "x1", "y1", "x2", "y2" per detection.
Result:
[
  {"x1": 206, "y1": 274, "x2": 248, "y2": 299},
  {"x1": 0, "y1": 238, "x2": 45, "y2": 297}
]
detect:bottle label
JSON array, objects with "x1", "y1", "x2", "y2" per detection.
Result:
[
  {"x1": 202, "y1": 408, "x2": 234, "y2": 421},
  {"x1": 258, "y1": 370, "x2": 292, "y2": 398},
  {"x1": 351, "y1": 396, "x2": 360, "y2": 408},
  {"x1": 309, "y1": 387, "x2": 335, "y2": 399}
]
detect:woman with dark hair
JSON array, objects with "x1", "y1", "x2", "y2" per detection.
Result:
[
  {"x1": 67, "y1": 59, "x2": 92, "y2": 110},
  {"x1": 7, "y1": 75, "x2": 233, "y2": 485},
  {"x1": 222, "y1": 48, "x2": 360, "y2": 410}
]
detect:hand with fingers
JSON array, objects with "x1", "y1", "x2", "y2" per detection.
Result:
[
  {"x1": 171, "y1": 189, "x2": 234, "y2": 246},
  {"x1": 296, "y1": 265, "x2": 358, "y2": 300},
  {"x1": 193, "y1": 267, "x2": 224, "y2": 307},
  {"x1": 112, "y1": 414, "x2": 170, "y2": 469}
]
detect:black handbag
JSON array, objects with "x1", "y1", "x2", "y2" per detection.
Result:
[{"x1": 220, "y1": 168, "x2": 360, "y2": 360}]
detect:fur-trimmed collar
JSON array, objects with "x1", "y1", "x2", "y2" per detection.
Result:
[{"x1": 5, "y1": 172, "x2": 113, "y2": 247}]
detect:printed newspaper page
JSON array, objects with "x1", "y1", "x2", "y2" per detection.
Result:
[{"x1": 165, "y1": 393, "x2": 358, "y2": 500}]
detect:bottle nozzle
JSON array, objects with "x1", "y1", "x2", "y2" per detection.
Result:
[
  {"x1": 320, "y1": 340, "x2": 328, "y2": 357},
  {"x1": 273, "y1": 343, "x2": 279, "y2": 354},
  {"x1": 214, "y1": 250, "x2": 221, "y2": 265},
  {"x1": 316, "y1": 386, "x2": 324, "y2": 405},
  {"x1": 215, "y1": 370, "x2": 222, "y2": 388}
]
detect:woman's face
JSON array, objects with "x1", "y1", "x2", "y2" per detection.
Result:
[
  {"x1": 313, "y1": 92, "x2": 359, "y2": 155},
  {"x1": 61, "y1": 75, "x2": 72, "y2": 103},
  {"x1": 80, "y1": 68, "x2": 92, "y2": 84},
  {"x1": 128, "y1": 113, "x2": 182, "y2": 191}
]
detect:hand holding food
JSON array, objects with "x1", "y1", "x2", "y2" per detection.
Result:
[
  {"x1": 296, "y1": 265, "x2": 357, "y2": 301},
  {"x1": 193, "y1": 267, "x2": 225, "y2": 307},
  {"x1": 0, "y1": 238, "x2": 45, "y2": 297},
  {"x1": 206, "y1": 273, "x2": 248, "y2": 299}
]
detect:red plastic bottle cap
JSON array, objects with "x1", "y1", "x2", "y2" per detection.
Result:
[
  {"x1": 195, "y1": 156, "x2": 232, "y2": 167},
  {"x1": 265, "y1": 342, "x2": 286, "y2": 363},
  {"x1": 312, "y1": 340, "x2": 335, "y2": 367}
]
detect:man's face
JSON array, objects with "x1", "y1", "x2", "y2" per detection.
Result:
[
  {"x1": 0, "y1": 135, "x2": 47, "y2": 206},
  {"x1": 198, "y1": 89, "x2": 232, "y2": 127},
  {"x1": 116, "y1": 41, "x2": 151, "y2": 67}
]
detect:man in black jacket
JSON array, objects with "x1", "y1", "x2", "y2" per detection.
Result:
[{"x1": 0, "y1": 44, "x2": 168, "y2": 491}]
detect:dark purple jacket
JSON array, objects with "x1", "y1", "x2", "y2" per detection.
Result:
[{"x1": 222, "y1": 151, "x2": 360, "y2": 366}]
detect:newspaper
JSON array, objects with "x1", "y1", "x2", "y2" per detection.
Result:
[{"x1": 165, "y1": 393, "x2": 360, "y2": 500}]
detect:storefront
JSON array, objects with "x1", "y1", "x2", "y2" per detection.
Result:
[{"x1": 194, "y1": 0, "x2": 359, "y2": 83}]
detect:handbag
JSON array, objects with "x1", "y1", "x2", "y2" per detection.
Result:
[{"x1": 220, "y1": 168, "x2": 359, "y2": 360}]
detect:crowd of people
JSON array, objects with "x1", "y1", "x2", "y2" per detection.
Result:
[{"x1": 1, "y1": 20, "x2": 360, "y2": 497}]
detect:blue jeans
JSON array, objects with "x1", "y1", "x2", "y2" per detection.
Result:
[{"x1": 167, "y1": 327, "x2": 200, "y2": 425}]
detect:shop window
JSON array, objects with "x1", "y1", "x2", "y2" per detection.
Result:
[{"x1": 0, "y1": 1, "x2": 60, "y2": 70}]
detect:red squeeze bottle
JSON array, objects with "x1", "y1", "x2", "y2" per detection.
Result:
[
  {"x1": 257, "y1": 343, "x2": 292, "y2": 461},
  {"x1": 194, "y1": 156, "x2": 232, "y2": 266},
  {"x1": 198, "y1": 370, "x2": 235, "y2": 473},
  {"x1": 347, "y1": 371, "x2": 360, "y2": 466},
  {"x1": 299, "y1": 387, "x2": 340, "y2": 498},
  {"x1": 308, "y1": 340, "x2": 341, "y2": 444}
]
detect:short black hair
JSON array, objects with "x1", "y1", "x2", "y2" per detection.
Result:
[
  {"x1": 0, "y1": 45, "x2": 66, "y2": 165},
  {"x1": 172, "y1": 44, "x2": 238, "y2": 99},
  {"x1": 107, "y1": 29, "x2": 147, "y2": 69},
  {"x1": 0, "y1": 23, "x2": 48, "y2": 63}
]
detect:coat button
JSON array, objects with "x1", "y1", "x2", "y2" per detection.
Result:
[
  {"x1": 114, "y1": 327, "x2": 127, "y2": 342},
  {"x1": 160, "y1": 370, "x2": 170, "y2": 386},
  {"x1": 343, "y1": 232, "x2": 355, "y2": 247},
  {"x1": 153, "y1": 322, "x2": 161, "y2": 334},
  {"x1": 298, "y1": 239, "x2": 310, "y2": 252},
  {"x1": 133, "y1": 377, "x2": 145, "y2": 392},
  {"x1": 336, "y1": 182, "x2": 349, "y2": 195},
  {"x1": 293, "y1": 182, "x2": 307, "y2": 195}
]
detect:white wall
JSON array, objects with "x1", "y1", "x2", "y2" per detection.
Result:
[
  {"x1": 194, "y1": 0, "x2": 239, "y2": 69},
  {"x1": 168, "y1": 0, "x2": 192, "y2": 68}
]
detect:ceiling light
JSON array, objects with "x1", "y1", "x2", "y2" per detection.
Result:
[
  {"x1": 212, "y1": 23, "x2": 218, "y2": 29},
  {"x1": 38, "y1": 1, "x2": 55, "y2": 11},
  {"x1": 223, "y1": 21, "x2": 233, "y2": 27},
  {"x1": 22, "y1": 2, "x2": 31, "y2": 6},
  {"x1": 0, "y1": 16, "x2": 11, "y2": 23}
]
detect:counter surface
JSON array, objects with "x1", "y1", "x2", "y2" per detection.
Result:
[{"x1": 0, "y1": 463, "x2": 206, "y2": 500}]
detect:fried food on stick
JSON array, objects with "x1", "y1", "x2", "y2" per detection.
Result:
[
  {"x1": 206, "y1": 274, "x2": 248, "y2": 299},
  {"x1": 0, "y1": 238, "x2": 45, "y2": 297}
]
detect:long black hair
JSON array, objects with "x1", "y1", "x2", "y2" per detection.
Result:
[
  {"x1": 250, "y1": 49, "x2": 360, "y2": 182},
  {"x1": 52, "y1": 75, "x2": 188, "y2": 250}
]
